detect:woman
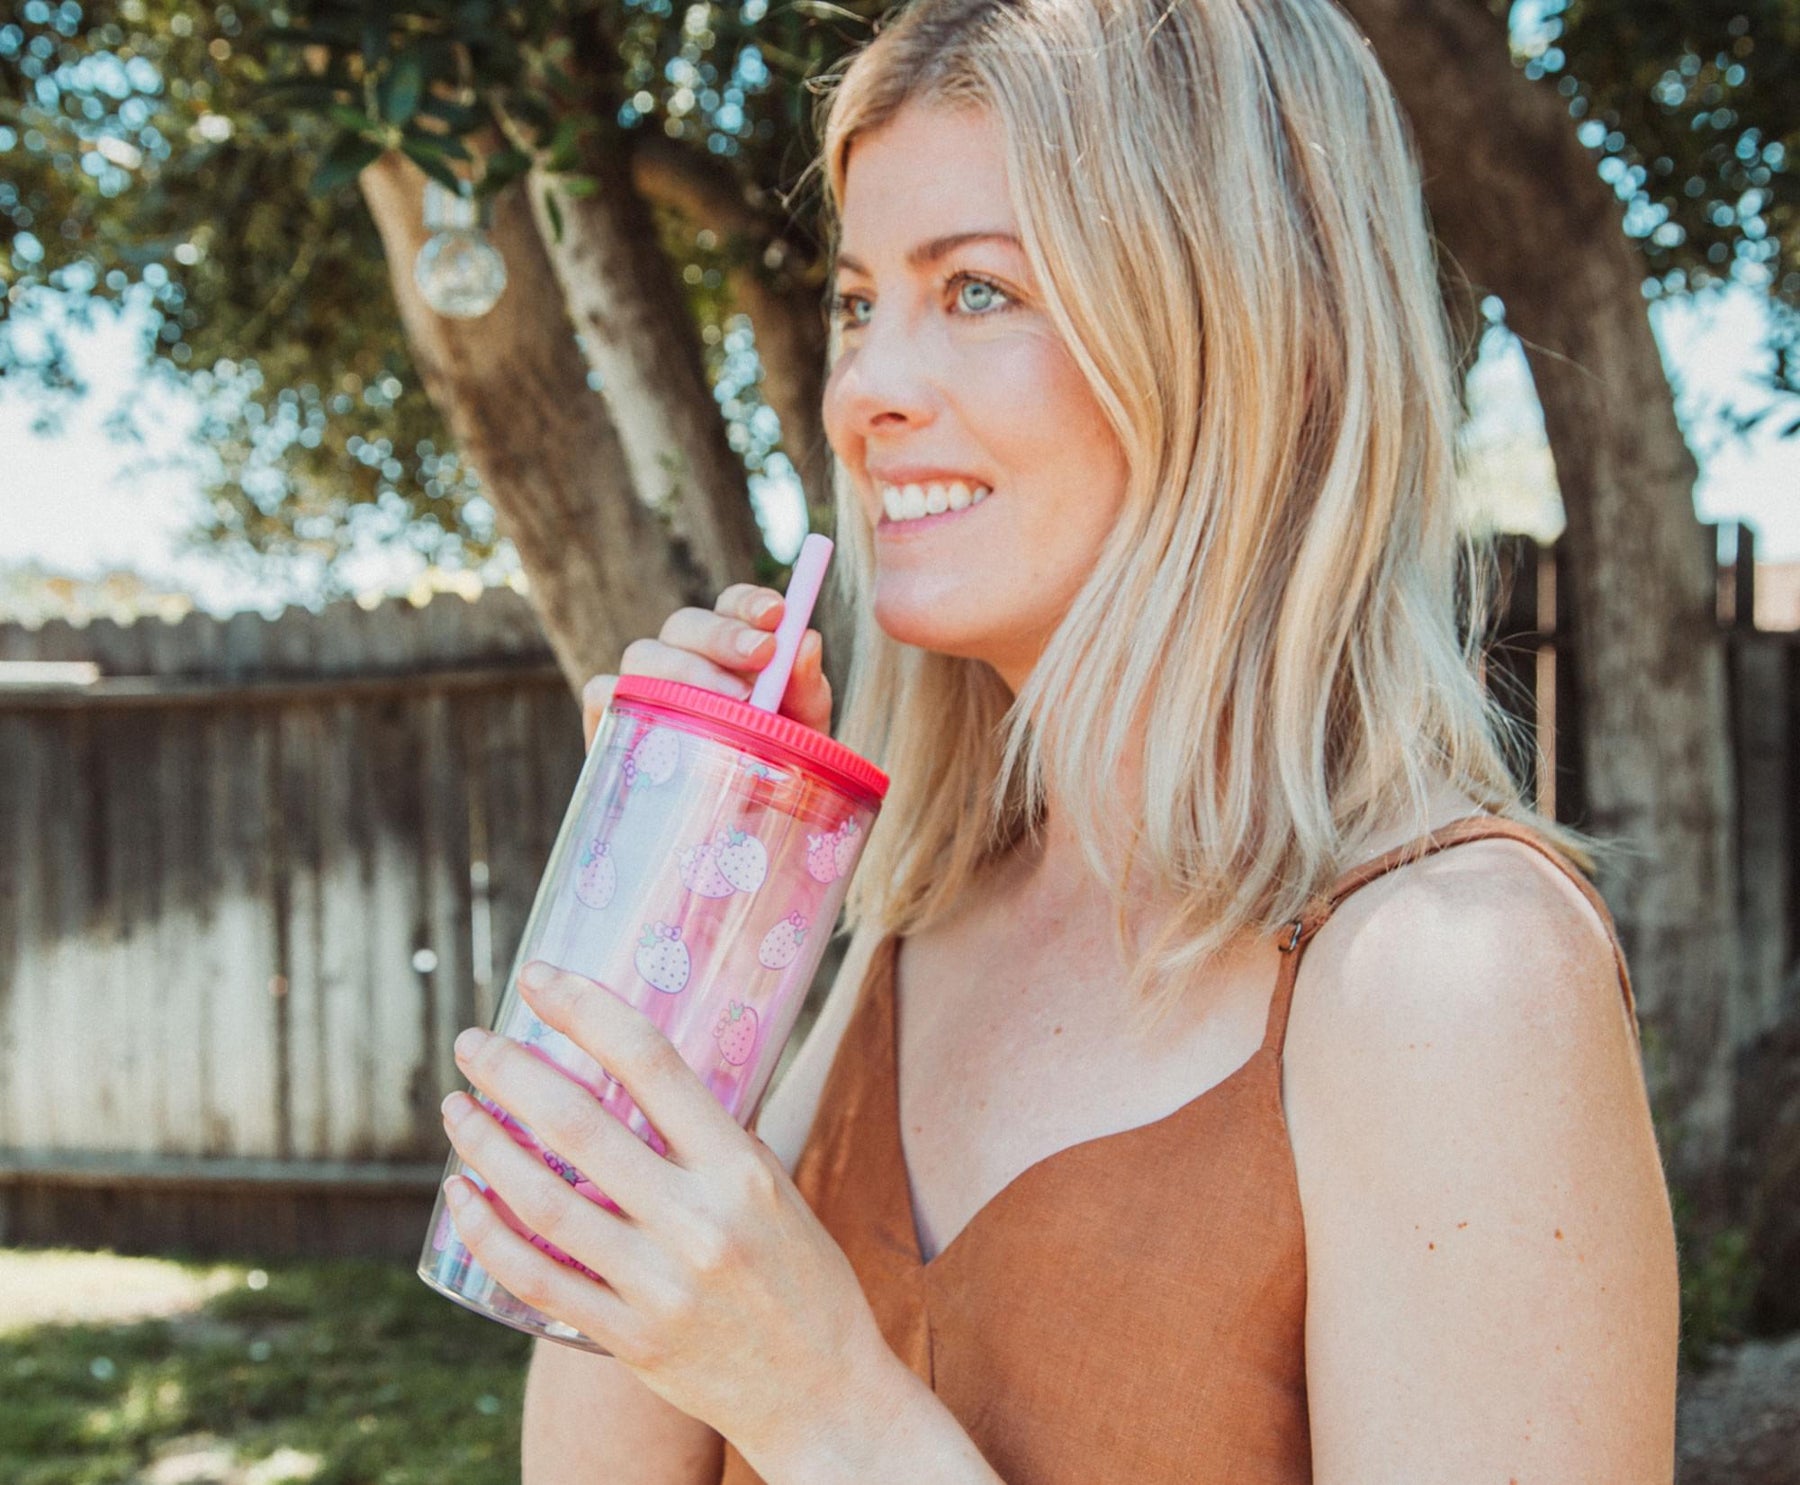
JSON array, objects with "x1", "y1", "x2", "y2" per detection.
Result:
[{"x1": 435, "y1": 1, "x2": 1681, "y2": 1479}]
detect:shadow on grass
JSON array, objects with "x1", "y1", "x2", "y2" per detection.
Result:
[{"x1": 1, "y1": 1252, "x2": 533, "y2": 1485}]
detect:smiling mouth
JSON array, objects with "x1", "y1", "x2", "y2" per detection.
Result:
[{"x1": 875, "y1": 479, "x2": 993, "y2": 527}]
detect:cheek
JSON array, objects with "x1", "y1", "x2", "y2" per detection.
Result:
[
  {"x1": 821, "y1": 360, "x2": 856, "y2": 458},
  {"x1": 972, "y1": 336, "x2": 1128, "y2": 528}
]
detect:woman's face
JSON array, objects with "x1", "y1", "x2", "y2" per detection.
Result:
[{"x1": 822, "y1": 100, "x2": 1130, "y2": 693}]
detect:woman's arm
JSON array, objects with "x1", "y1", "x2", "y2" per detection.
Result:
[
  {"x1": 523, "y1": 1343, "x2": 723, "y2": 1485},
  {"x1": 1284, "y1": 840, "x2": 1680, "y2": 1483}
]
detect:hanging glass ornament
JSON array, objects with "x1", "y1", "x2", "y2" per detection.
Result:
[{"x1": 413, "y1": 180, "x2": 508, "y2": 319}]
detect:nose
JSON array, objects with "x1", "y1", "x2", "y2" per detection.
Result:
[{"x1": 824, "y1": 304, "x2": 940, "y2": 439}]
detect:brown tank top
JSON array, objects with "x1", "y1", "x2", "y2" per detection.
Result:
[{"x1": 717, "y1": 815, "x2": 1638, "y2": 1483}]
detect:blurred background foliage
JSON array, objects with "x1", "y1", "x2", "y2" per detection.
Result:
[{"x1": 1, "y1": 0, "x2": 1795, "y2": 584}]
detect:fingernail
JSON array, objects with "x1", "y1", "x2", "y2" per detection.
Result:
[
  {"x1": 521, "y1": 961, "x2": 553, "y2": 991},
  {"x1": 443, "y1": 1176, "x2": 472, "y2": 1208},
  {"x1": 735, "y1": 628, "x2": 771, "y2": 659},
  {"x1": 754, "y1": 594, "x2": 782, "y2": 621},
  {"x1": 453, "y1": 1027, "x2": 489, "y2": 1060},
  {"x1": 441, "y1": 1090, "x2": 473, "y2": 1123}
]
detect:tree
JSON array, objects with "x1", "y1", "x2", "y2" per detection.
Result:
[
  {"x1": 1338, "y1": 0, "x2": 1796, "y2": 1249},
  {"x1": 4, "y1": 0, "x2": 1796, "y2": 1248}
]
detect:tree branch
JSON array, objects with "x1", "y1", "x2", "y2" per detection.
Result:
[
  {"x1": 359, "y1": 151, "x2": 704, "y2": 690},
  {"x1": 630, "y1": 135, "x2": 835, "y2": 530}
]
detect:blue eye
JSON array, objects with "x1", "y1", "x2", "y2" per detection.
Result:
[
  {"x1": 829, "y1": 292, "x2": 872, "y2": 328},
  {"x1": 954, "y1": 275, "x2": 1009, "y2": 313}
]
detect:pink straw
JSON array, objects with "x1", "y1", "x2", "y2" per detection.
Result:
[{"x1": 748, "y1": 533, "x2": 833, "y2": 714}]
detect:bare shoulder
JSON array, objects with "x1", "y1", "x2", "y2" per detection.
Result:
[
  {"x1": 1280, "y1": 837, "x2": 1680, "y2": 1480},
  {"x1": 751, "y1": 921, "x2": 886, "y2": 1176},
  {"x1": 1287, "y1": 833, "x2": 1640, "y2": 1064}
]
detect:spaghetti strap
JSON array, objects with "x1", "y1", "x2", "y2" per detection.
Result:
[{"x1": 1259, "y1": 812, "x2": 1639, "y2": 1056}]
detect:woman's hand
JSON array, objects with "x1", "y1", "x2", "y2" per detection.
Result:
[
  {"x1": 581, "y1": 583, "x2": 833, "y2": 748},
  {"x1": 439, "y1": 960, "x2": 890, "y2": 1462}
]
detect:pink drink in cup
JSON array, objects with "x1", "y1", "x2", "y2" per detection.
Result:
[{"x1": 418, "y1": 539, "x2": 887, "y2": 1352}]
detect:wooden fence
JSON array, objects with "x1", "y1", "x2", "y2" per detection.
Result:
[
  {"x1": 1487, "y1": 526, "x2": 1799, "y2": 1039},
  {"x1": 0, "y1": 590, "x2": 585, "y2": 1256}
]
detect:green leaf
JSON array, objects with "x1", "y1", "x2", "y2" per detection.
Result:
[
  {"x1": 381, "y1": 54, "x2": 426, "y2": 128},
  {"x1": 402, "y1": 140, "x2": 462, "y2": 195},
  {"x1": 416, "y1": 97, "x2": 481, "y2": 134},
  {"x1": 420, "y1": 133, "x2": 471, "y2": 163},
  {"x1": 545, "y1": 115, "x2": 584, "y2": 174},
  {"x1": 507, "y1": 94, "x2": 555, "y2": 135},
  {"x1": 312, "y1": 134, "x2": 383, "y2": 196},
  {"x1": 558, "y1": 174, "x2": 599, "y2": 199},
  {"x1": 479, "y1": 147, "x2": 532, "y2": 194},
  {"x1": 543, "y1": 186, "x2": 565, "y2": 245},
  {"x1": 329, "y1": 104, "x2": 376, "y2": 135}
]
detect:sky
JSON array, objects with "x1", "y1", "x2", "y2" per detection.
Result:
[{"x1": 0, "y1": 280, "x2": 1795, "y2": 620}]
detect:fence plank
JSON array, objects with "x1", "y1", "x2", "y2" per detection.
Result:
[
  {"x1": 0, "y1": 713, "x2": 41, "y2": 1149},
  {"x1": 1733, "y1": 633, "x2": 1795, "y2": 1034},
  {"x1": 359, "y1": 692, "x2": 435, "y2": 1155},
  {"x1": 277, "y1": 703, "x2": 330, "y2": 1161},
  {"x1": 418, "y1": 691, "x2": 475, "y2": 1121}
]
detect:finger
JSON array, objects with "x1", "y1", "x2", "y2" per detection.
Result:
[
  {"x1": 714, "y1": 584, "x2": 785, "y2": 628},
  {"x1": 452, "y1": 1028, "x2": 678, "y2": 1218},
  {"x1": 617, "y1": 637, "x2": 752, "y2": 700},
  {"x1": 441, "y1": 1091, "x2": 650, "y2": 1284},
  {"x1": 778, "y1": 630, "x2": 833, "y2": 734},
  {"x1": 657, "y1": 606, "x2": 777, "y2": 674},
  {"x1": 581, "y1": 675, "x2": 616, "y2": 750},
  {"x1": 517, "y1": 962, "x2": 743, "y2": 1170},
  {"x1": 441, "y1": 1175, "x2": 643, "y2": 1350}
]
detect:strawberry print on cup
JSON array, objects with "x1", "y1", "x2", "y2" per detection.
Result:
[
  {"x1": 574, "y1": 838, "x2": 616, "y2": 910},
  {"x1": 713, "y1": 999, "x2": 760, "y2": 1066},
  {"x1": 634, "y1": 922, "x2": 691, "y2": 995},
  {"x1": 678, "y1": 827, "x2": 769, "y2": 898},
  {"x1": 806, "y1": 817, "x2": 863, "y2": 883},
  {"x1": 622, "y1": 726, "x2": 680, "y2": 787},
  {"x1": 758, "y1": 912, "x2": 808, "y2": 970}
]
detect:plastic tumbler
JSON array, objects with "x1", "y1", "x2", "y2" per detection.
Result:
[{"x1": 418, "y1": 555, "x2": 888, "y2": 1352}]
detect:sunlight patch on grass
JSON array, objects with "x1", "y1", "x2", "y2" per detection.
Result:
[
  {"x1": 1, "y1": 1248, "x2": 531, "y2": 1485},
  {"x1": 0, "y1": 1249, "x2": 240, "y2": 1336}
]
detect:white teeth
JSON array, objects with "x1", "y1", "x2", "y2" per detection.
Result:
[{"x1": 874, "y1": 480, "x2": 992, "y2": 523}]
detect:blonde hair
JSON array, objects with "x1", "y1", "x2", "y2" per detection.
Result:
[{"x1": 809, "y1": 0, "x2": 1603, "y2": 1029}]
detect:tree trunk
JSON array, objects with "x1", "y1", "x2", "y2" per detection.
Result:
[
  {"x1": 359, "y1": 151, "x2": 702, "y2": 691},
  {"x1": 1346, "y1": 0, "x2": 1742, "y2": 1224},
  {"x1": 630, "y1": 136, "x2": 835, "y2": 532},
  {"x1": 530, "y1": 133, "x2": 764, "y2": 588}
]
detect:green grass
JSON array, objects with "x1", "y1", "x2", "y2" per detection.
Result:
[{"x1": 0, "y1": 1249, "x2": 534, "y2": 1485}]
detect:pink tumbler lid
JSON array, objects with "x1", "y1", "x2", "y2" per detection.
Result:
[{"x1": 612, "y1": 674, "x2": 890, "y2": 804}]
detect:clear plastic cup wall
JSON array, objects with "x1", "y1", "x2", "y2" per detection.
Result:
[{"x1": 418, "y1": 697, "x2": 879, "y2": 1351}]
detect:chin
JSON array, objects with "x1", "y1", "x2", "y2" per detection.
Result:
[
  {"x1": 871, "y1": 589, "x2": 1040, "y2": 685},
  {"x1": 873, "y1": 597, "x2": 987, "y2": 661}
]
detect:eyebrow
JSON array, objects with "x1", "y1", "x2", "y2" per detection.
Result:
[{"x1": 833, "y1": 230, "x2": 1024, "y2": 277}]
